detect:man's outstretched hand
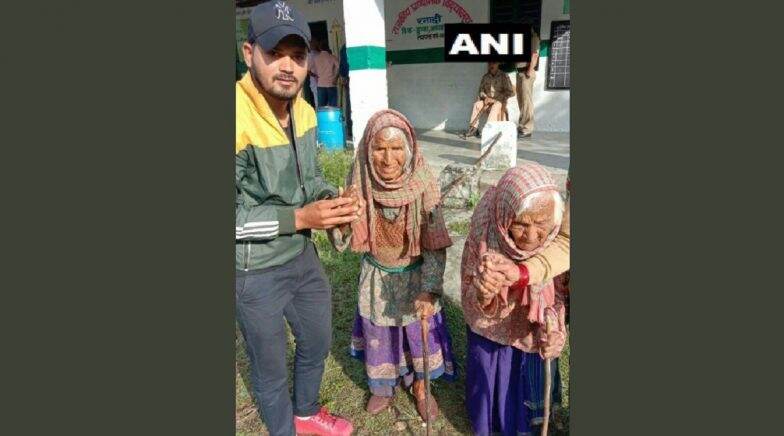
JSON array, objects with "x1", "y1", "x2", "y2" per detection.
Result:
[
  {"x1": 295, "y1": 196, "x2": 360, "y2": 230},
  {"x1": 333, "y1": 185, "x2": 365, "y2": 234}
]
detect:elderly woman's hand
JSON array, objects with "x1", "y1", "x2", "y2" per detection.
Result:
[
  {"x1": 480, "y1": 251, "x2": 521, "y2": 286},
  {"x1": 473, "y1": 269, "x2": 502, "y2": 308},
  {"x1": 538, "y1": 329, "x2": 566, "y2": 359},
  {"x1": 414, "y1": 292, "x2": 436, "y2": 319},
  {"x1": 338, "y1": 185, "x2": 364, "y2": 220},
  {"x1": 351, "y1": 187, "x2": 366, "y2": 221},
  {"x1": 335, "y1": 185, "x2": 365, "y2": 234},
  {"x1": 537, "y1": 307, "x2": 567, "y2": 359}
]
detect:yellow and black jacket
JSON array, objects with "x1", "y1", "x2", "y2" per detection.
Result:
[{"x1": 235, "y1": 72, "x2": 336, "y2": 271}]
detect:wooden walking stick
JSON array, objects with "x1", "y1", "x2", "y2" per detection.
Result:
[
  {"x1": 542, "y1": 358, "x2": 552, "y2": 436},
  {"x1": 541, "y1": 311, "x2": 559, "y2": 436},
  {"x1": 420, "y1": 316, "x2": 431, "y2": 436}
]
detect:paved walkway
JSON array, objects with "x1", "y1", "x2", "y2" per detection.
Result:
[{"x1": 415, "y1": 129, "x2": 570, "y2": 193}]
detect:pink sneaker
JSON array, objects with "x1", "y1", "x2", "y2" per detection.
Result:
[{"x1": 294, "y1": 406, "x2": 354, "y2": 436}]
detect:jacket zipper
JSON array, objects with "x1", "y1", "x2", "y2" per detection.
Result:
[
  {"x1": 244, "y1": 241, "x2": 251, "y2": 271},
  {"x1": 288, "y1": 111, "x2": 306, "y2": 197},
  {"x1": 289, "y1": 110, "x2": 309, "y2": 252},
  {"x1": 289, "y1": 109, "x2": 309, "y2": 254}
]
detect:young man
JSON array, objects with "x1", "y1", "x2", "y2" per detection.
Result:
[
  {"x1": 235, "y1": 2, "x2": 361, "y2": 435},
  {"x1": 460, "y1": 62, "x2": 515, "y2": 139}
]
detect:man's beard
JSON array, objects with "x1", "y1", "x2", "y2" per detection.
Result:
[
  {"x1": 265, "y1": 74, "x2": 301, "y2": 100},
  {"x1": 250, "y1": 69, "x2": 301, "y2": 101}
]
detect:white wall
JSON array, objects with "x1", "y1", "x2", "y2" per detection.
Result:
[
  {"x1": 528, "y1": 72, "x2": 569, "y2": 132},
  {"x1": 388, "y1": 62, "x2": 488, "y2": 131},
  {"x1": 384, "y1": 0, "x2": 570, "y2": 133},
  {"x1": 385, "y1": 0, "x2": 486, "y2": 51},
  {"x1": 534, "y1": 0, "x2": 570, "y2": 132},
  {"x1": 385, "y1": 0, "x2": 490, "y2": 131},
  {"x1": 343, "y1": 0, "x2": 389, "y2": 142}
]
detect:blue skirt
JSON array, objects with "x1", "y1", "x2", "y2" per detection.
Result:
[{"x1": 465, "y1": 327, "x2": 562, "y2": 436}]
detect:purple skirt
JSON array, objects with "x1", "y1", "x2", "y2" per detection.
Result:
[
  {"x1": 350, "y1": 309, "x2": 457, "y2": 391},
  {"x1": 465, "y1": 327, "x2": 562, "y2": 436}
]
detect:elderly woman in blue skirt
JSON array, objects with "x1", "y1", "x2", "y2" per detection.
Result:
[
  {"x1": 461, "y1": 164, "x2": 570, "y2": 435},
  {"x1": 329, "y1": 109, "x2": 456, "y2": 422}
]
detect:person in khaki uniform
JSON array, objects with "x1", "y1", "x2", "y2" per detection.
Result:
[
  {"x1": 516, "y1": 28, "x2": 540, "y2": 138},
  {"x1": 460, "y1": 62, "x2": 515, "y2": 139}
]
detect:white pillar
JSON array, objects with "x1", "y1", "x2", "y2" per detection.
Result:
[{"x1": 342, "y1": 0, "x2": 389, "y2": 146}]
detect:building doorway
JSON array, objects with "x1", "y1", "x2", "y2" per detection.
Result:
[{"x1": 308, "y1": 21, "x2": 330, "y2": 52}]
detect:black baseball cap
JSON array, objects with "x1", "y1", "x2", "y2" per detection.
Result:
[{"x1": 247, "y1": 1, "x2": 311, "y2": 50}]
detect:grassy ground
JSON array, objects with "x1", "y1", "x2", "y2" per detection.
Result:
[
  {"x1": 447, "y1": 220, "x2": 471, "y2": 237},
  {"x1": 235, "y1": 151, "x2": 570, "y2": 435}
]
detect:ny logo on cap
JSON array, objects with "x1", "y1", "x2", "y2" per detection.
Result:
[{"x1": 274, "y1": 1, "x2": 294, "y2": 22}]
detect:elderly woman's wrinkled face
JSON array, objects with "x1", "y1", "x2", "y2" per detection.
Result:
[
  {"x1": 371, "y1": 127, "x2": 407, "y2": 182},
  {"x1": 508, "y1": 192, "x2": 556, "y2": 251}
]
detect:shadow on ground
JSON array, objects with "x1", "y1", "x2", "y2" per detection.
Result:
[
  {"x1": 517, "y1": 149, "x2": 570, "y2": 170},
  {"x1": 417, "y1": 131, "x2": 480, "y2": 151},
  {"x1": 437, "y1": 154, "x2": 477, "y2": 166}
]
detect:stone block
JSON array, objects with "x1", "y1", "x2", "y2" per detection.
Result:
[
  {"x1": 438, "y1": 163, "x2": 480, "y2": 209},
  {"x1": 480, "y1": 121, "x2": 517, "y2": 170}
]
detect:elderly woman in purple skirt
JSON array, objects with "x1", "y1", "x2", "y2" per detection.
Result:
[
  {"x1": 329, "y1": 109, "x2": 456, "y2": 421},
  {"x1": 461, "y1": 164, "x2": 570, "y2": 435}
]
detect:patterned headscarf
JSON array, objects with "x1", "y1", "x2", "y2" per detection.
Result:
[
  {"x1": 461, "y1": 164, "x2": 562, "y2": 327},
  {"x1": 347, "y1": 109, "x2": 450, "y2": 257}
]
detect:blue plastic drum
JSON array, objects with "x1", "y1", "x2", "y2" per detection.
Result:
[{"x1": 316, "y1": 106, "x2": 346, "y2": 151}]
